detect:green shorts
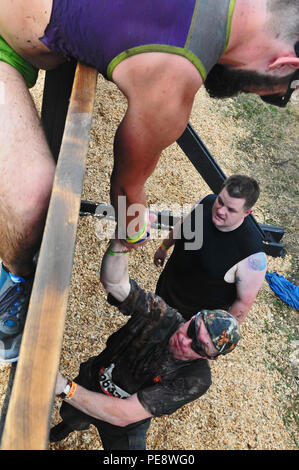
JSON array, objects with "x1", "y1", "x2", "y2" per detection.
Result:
[{"x1": 0, "y1": 35, "x2": 38, "y2": 88}]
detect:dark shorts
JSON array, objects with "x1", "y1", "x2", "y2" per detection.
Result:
[{"x1": 0, "y1": 35, "x2": 38, "y2": 88}]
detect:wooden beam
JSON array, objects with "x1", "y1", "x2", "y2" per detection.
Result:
[{"x1": 0, "y1": 63, "x2": 98, "y2": 450}]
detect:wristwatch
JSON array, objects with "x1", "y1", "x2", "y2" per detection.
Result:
[{"x1": 59, "y1": 380, "x2": 73, "y2": 399}]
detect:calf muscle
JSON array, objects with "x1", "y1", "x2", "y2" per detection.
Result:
[{"x1": 0, "y1": 199, "x2": 46, "y2": 275}]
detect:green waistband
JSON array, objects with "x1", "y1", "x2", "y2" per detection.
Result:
[{"x1": 0, "y1": 35, "x2": 38, "y2": 88}]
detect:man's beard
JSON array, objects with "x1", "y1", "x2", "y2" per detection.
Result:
[{"x1": 204, "y1": 63, "x2": 293, "y2": 98}]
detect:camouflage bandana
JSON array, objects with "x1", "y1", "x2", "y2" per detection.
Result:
[{"x1": 200, "y1": 309, "x2": 240, "y2": 356}]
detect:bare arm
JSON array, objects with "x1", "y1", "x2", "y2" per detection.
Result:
[
  {"x1": 229, "y1": 252, "x2": 267, "y2": 323},
  {"x1": 111, "y1": 53, "x2": 202, "y2": 242},
  {"x1": 56, "y1": 373, "x2": 152, "y2": 427},
  {"x1": 153, "y1": 218, "x2": 182, "y2": 267},
  {"x1": 100, "y1": 239, "x2": 130, "y2": 301}
]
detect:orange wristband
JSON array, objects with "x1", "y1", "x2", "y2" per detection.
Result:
[{"x1": 66, "y1": 381, "x2": 77, "y2": 400}]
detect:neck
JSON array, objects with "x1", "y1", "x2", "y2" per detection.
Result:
[
  {"x1": 220, "y1": 0, "x2": 268, "y2": 67},
  {"x1": 216, "y1": 218, "x2": 245, "y2": 233}
]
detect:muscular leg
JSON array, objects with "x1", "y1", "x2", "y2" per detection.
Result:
[{"x1": 0, "y1": 62, "x2": 55, "y2": 277}]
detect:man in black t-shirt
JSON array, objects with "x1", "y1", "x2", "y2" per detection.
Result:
[
  {"x1": 154, "y1": 175, "x2": 267, "y2": 324},
  {"x1": 50, "y1": 239, "x2": 240, "y2": 450}
]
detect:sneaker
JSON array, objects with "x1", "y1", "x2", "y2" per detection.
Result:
[{"x1": 0, "y1": 263, "x2": 34, "y2": 362}]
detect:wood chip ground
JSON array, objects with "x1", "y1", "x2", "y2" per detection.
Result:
[{"x1": 0, "y1": 72, "x2": 297, "y2": 450}]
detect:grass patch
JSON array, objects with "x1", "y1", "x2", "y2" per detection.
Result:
[
  {"x1": 262, "y1": 295, "x2": 298, "y2": 448},
  {"x1": 216, "y1": 94, "x2": 298, "y2": 264}
]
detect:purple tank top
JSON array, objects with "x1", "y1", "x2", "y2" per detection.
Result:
[{"x1": 40, "y1": 0, "x2": 235, "y2": 81}]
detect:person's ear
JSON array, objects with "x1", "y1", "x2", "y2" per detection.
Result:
[
  {"x1": 243, "y1": 208, "x2": 252, "y2": 218},
  {"x1": 268, "y1": 56, "x2": 299, "y2": 70}
]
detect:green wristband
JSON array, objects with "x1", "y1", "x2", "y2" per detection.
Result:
[
  {"x1": 126, "y1": 221, "x2": 147, "y2": 243},
  {"x1": 107, "y1": 250, "x2": 128, "y2": 256}
]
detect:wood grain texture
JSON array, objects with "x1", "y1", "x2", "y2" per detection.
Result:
[{"x1": 0, "y1": 63, "x2": 98, "y2": 449}]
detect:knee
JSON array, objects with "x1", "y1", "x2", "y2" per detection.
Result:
[
  {"x1": 23, "y1": 183, "x2": 53, "y2": 228},
  {"x1": 13, "y1": 167, "x2": 55, "y2": 233}
]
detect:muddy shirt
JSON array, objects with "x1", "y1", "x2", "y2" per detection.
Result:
[{"x1": 87, "y1": 280, "x2": 211, "y2": 417}]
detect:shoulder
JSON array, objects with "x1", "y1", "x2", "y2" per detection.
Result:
[
  {"x1": 234, "y1": 252, "x2": 267, "y2": 298},
  {"x1": 187, "y1": 193, "x2": 215, "y2": 218},
  {"x1": 137, "y1": 359, "x2": 211, "y2": 417},
  {"x1": 168, "y1": 358, "x2": 212, "y2": 400},
  {"x1": 201, "y1": 194, "x2": 216, "y2": 204},
  {"x1": 235, "y1": 218, "x2": 265, "y2": 258},
  {"x1": 242, "y1": 217, "x2": 265, "y2": 246},
  {"x1": 112, "y1": 52, "x2": 202, "y2": 99},
  {"x1": 246, "y1": 252, "x2": 267, "y2": 272},
  {"x1": 237, "y1": 252, "x2": 267, "y2": 275}
]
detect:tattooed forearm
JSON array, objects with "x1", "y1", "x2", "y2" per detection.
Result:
[
  {"x1": 248, "y1": 253, "x2": 267, "y2": 271},
  {"x1": 229, "y1": 304, "x2": 247, "y2": 323}
]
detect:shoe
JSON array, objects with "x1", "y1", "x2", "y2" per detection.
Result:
[
  {"x1": 0, "y1": 263, "x2": 33, "y2": 362},
  {"x1": 49, "y1": 422, "x2": 75, "y2": 442}
]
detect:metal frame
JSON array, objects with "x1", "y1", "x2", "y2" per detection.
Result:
[{"x1": 80, "y1": 123, "x2": 285, "y2": 258}]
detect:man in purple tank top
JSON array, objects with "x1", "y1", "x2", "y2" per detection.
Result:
[{"x1": 0, "y1": 1, "x2": 298, "y2": 362}]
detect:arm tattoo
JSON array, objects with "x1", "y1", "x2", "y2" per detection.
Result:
[
  {"x1": 236, "y1": 311, "x2": 244, "y2": 320},
  {"x1": 248, "y1": 253, "x2": 267, "y2": 271}
]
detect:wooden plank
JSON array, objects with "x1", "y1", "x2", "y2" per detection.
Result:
[{"x1": 0, "y1": 63, "x2": 98, "y2": 450}]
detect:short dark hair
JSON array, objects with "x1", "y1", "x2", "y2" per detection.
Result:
[{"x1": 220, "y1": 175, "x2": 260, "y2": 210}]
